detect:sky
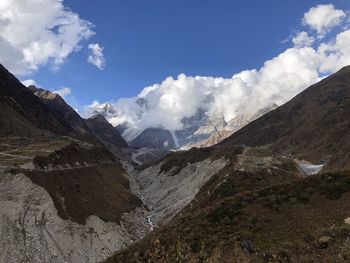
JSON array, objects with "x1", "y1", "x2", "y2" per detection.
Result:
[{"x1": 1, "y1": 1, "x2": 350, "y2": 139}]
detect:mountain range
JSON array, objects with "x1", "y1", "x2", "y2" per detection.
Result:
[
  {"x1": 1, "y1": 63, "x2": 350, "y2": 262},
  {"x1": 92, "y1": 101, "x2": 277, "y2": 164}
]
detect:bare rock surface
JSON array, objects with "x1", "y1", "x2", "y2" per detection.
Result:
[
  {"x1": 135, "y1": 158, "x2": 227, "y2": 226},
  {"x1": 0, "y1": 171, "x2": 150, "y2": 263}
]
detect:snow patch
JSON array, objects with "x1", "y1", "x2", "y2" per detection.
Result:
[{"x1": 298, "y1": 163, "x2": 324, "y2": 175}]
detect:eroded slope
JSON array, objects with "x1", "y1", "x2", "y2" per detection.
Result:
[
  {"x1": 106, "y1": 149, "x2": 350, "y2": 262},
  {"x1": 0, "y1": 137, "x2": 150, "y2": 263}
]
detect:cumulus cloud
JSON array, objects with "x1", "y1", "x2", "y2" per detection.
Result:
[
  {"x1": 88, "y1": 43, "x2": 106, "y2": 70},
  {"x1": 53, "y1": 87, "x2": 72, "y2": 98},
  {"x1": 318, "y1": 29, "x2": 350, "y2": 73},
  {"x1": 0, "y1": 0, "x2": 94, "y2": 75},
  {"x1": 85, "y1": 46, "x2": 321, "y2": 140},
  {"x1": 303, "y1": 4, "x2": 346, "y2": 37},
  {"x1": 84, "y1": 4, "x2": 350, "y2": 141},
  {"x1": 292, "y1": 31, "x2": 315, "y2": 47}
]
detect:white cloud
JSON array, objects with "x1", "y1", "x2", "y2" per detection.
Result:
[
  {"x1": 84, "y1": 4, "x2": 350, "y2": 141},
  {"x1": 53, "y1": 87, "x2": 72, "y2": 98},
  {"x1": 88, "y1": 43, "x2": 105, "y2": 70},
  {"x1": 0, "y1": 0, "x2": 95, "y2": 75},
  {"x1": 303, "y1": 4, "x2": 346, "y2": 37},
  {"x1": 292, "y1": 31, "x2": 315, "y2": 47},
  {"x1": 85, "y1": 45, "x2": 322, "y2": 141}
]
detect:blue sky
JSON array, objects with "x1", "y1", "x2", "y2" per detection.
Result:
[
  {"x1": 13, "y1": 0, "x2": 349, "y2": 109},
  {"x1": 0, "y1": 0, "x2": 349, "y2": 123}
]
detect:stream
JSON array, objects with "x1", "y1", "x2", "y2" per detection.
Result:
[
  {"x1": 121, "y1": 161, "x2": 156, "y2": 232},
  {"x1": 137, "y1": 190, "x2": 155, "y2": 231}
]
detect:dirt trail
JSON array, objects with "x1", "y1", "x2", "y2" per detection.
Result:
[{"x1": 0, "y1": 152, "x2": 32, "y2": 159}]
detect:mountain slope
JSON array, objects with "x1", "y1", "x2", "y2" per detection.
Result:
[
  {"x1": 181, "y1": 130, "x2": 233, "y2": 150},
  {"x1": 0, "y1": 64, "x2": 70, "y2": 137},
  {"x1": 0, "y1": 64, "x2": 151, "y2": 263},
  {"x1": 28, "y1": 85, "x2": 93, "y2": 137},
  {"x1": 129, "y1": 128, "x2": 176, "y2": 164},
  {"x1": 105, "y1": 66, "x2": 350, "y2": 263},
  {"x1": 85, "y1": 114, "x2": 131, "y2": 159},
  {"x1": 130, "y1": 128, "x2": 175, "y2": 150},
  {"x1": 28, "y1": 86, "x2": 132, "y2": 159},
  {"x1": 108, "y1": 169, "x2": 350, "y2": 262},
  {"x1": 222, "y1": 66, "x2": 350, "y2": 170}
]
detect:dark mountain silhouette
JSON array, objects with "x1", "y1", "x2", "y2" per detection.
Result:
[
  {"x1": 129, "y1": 127, "x2": 176, "y2": 163},
  {"x1": 85, "y1": 114, "x2": 131, "y2": 159},
  {"x1": 130, "y1": 127, "x2": 175, "y2": 150},
  {"x1": 0, "y1": 64, "x2": 71, "y2": 137},
  {"x1": 28, "y1": 85, "x2": 93, "y2": 136}
]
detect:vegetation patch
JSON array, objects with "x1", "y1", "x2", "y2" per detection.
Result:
[{"x1": 105, "y1": 171, "x2": 350, "y2": 262}]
